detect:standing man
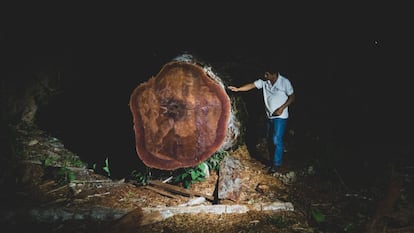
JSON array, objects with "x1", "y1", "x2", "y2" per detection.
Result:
[{"x1": 228, "y1": 70, "x2": 295, "y2": 173}]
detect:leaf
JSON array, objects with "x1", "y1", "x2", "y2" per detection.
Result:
[
  {"x1": 198, "y1": 163, "x2": 206, "y2": 170},
  {"x1": 311, "y1": 208, "x2": 326, "y2": 223},
  {"x1": 68, "y1": 171, "x2": 76, "y2": 182},
  {"x1": 102, "y1": 157, "x2": 111, "y2": 177},
  {"x1": 190, "y1": 170, "x2": 198, "y2": 180},
  {"x1": 183, "y1": 180, "x2": 191, "y2": 189},
  {"x1": 197, "y1": 177, "x2": 206, "y2": 182}
]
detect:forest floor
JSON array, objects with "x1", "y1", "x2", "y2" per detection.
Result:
[{"x1": 1, "y1": 123, "x2": 413, "y2": 233}]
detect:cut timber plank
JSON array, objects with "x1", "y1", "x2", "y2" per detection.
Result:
[
  {"x1": 142, "y1": 201, "x2": 295, "y2": 220},
  {"x1": 0, "y1": 202, "x2": 294, "y2": 225},
  {"x1": 148, "y1": 180, "x2": 215, "y2": 202}
]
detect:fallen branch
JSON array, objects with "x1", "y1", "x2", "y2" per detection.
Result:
[
  {"x1": 71, "y1": 179, "x2": 113, "y2": 183},
  {"x1": 148, "y1": 180, "x2": 214, "y2": 201},
  {"x1": 46, "y1": 185, "x2": 68, "y2": 194},
  {"x1": 87, "y1": 192, "x2": 111, "y2": 198},
  {"x1": 143, "y1": 185, "x2": 180, "y2": 199}
]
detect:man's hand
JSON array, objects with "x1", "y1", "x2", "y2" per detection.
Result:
[
  {"x1": 272, "y1": 107, "x2": 284, "y2": 116},
  {"x1": 228, "y1": 83, "x2": 255, "y2": 92},
  {"x1": 227, "y1": 86, "x2": 238, "y2": 92}
]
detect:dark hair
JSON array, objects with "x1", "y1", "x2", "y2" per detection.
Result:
[{"x1": 264, "y1": 63, "x2": 278, "y2": 74}]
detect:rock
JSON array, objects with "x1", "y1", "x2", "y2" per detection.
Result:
[{"x1": 217, "y1": 156, "x2": 243, "y2": 201}]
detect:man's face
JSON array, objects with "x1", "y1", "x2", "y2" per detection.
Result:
[{"x1": 264, "y1": 72, "x2": 275, "y2": 80}]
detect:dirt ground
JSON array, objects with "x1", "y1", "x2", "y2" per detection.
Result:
[{"x1": 1, "y1": 124, "x2": 413, "y2": 233}]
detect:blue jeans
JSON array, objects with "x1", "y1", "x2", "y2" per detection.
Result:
[{"x1": 267, "y1": 118, "x2": 287, "y2": 167}]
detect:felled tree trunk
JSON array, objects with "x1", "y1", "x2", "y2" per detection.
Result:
[{"x1": 129, "y1": 53, "x2": 240, "y2": 170}]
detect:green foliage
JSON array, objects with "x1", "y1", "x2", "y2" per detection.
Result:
[
  {"x1": 171, "y1": 150, "x2": 229, "y2": 189},
  {"x1": 56, "y1": 167, "x2": 75, "y2": 185},
  {"x1": 311, "y1": 208, "x2": 326, "y2": 223},
  {"x1": 43, "y1": 157, "x2": 56, "y2": 167},
  {"x1": 173, "y1": 163, "x2": 206, "y2": 189},
  {"x1": 42, "y1": 153, "x2": 86, "y2": 169},
  {"x1": 65, "y1": 156, "x2": 86, "y2": 168},
  {"x1": 102, "y1": 157, "x2": 111, "y2": 177},
  {"x1": 90, "y1": 158, "x2": 111, "y2": 177},
  {"x1": 131, "y1": 170, "x2": 149, "y2": 186},
  {"x1": 206, "y1": 150, "x2": 228, "y2": 171}
]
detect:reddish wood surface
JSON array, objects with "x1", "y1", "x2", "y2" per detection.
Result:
[{"x1": 130, "y1": 61, "x2": 230, "y2": 170}]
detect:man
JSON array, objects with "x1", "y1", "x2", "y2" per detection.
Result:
[{"x1": 228, "y1": 70, "x2": 295, "y2": 173}]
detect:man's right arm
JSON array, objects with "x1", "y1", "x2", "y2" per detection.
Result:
[{"x1": 227, "y1": 83, "x2": 256, "y2": 92}]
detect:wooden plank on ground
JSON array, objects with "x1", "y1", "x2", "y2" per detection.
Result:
[
  {"x1": 148, "y1": 180, "x2": 215, "y2": 202},
  {"x1": 142, "y1": 201, "x2": 295, "y2": 216}
]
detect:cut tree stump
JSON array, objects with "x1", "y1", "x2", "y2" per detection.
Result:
[{"x1": 129, "y1": 60, "x2": 231, "y2": 170}]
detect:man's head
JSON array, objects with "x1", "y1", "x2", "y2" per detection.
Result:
[{"x1": 264, "y1": 71, "x2": 279, "y2": 81}]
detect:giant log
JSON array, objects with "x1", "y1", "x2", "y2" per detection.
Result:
[{"x1": 129, "y1": 59, "x2": 232, "y2": 170}]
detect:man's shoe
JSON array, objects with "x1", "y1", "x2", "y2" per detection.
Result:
[
  {"x1": 277, "y1": 166, "x2": 288, "y2": 174},
  {"x1": 268, "y1": 165, "x2": 279, "y2": 174}
]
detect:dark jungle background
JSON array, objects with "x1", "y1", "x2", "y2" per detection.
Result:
[{"x1": 2, "y1": 3, "x2": 413, "y2": 185}]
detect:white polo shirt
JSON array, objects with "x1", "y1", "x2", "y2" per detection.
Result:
[{"x1": 254, "y1": 74, "x2": 294, "y2": 119}]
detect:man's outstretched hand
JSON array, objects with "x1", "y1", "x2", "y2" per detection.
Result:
[{"x1": 227, "y1": 86, "x2": 238, "y2": 92}]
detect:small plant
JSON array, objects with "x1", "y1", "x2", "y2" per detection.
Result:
[
  {"x1": 56, "y1": 167, "x2": 76, "y2": 185},
  {"x1": 66, "y1": 155, "x2": 86, "y2": 168},
  {"x1": 43, "y1": 154, "x2": 86, "y2": 169},
  {"x1": 173, "y1": 163, "x2": 206, "y2": 189},
  {"x1": 102, "y1": 157, "x2": 111, "y2": 177},
  {"x1": 311, "y1": 208, "x2": 326, "y2": 223},
  {"x1": 131, "y1": 170, "x2": 149, "y2": 186},
  {"x1": 43, "y1": 157, "x2": 57, "y2": 167},
  {"x1": 206, "y1": 150, "x2": 228, "y2": 172}
]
